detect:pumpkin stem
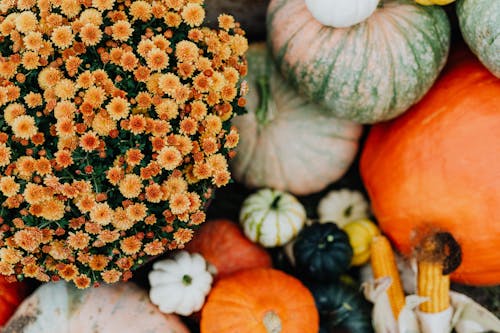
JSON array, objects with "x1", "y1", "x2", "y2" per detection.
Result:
[
  {"x1": 270, "y1": 194, "x2": 281, "y2": 209},
  {"x1": 255, "y1": 75, "x2": 272, "y2": 125},
  {"x1": 262, "y1": 310, "x2": 282, "y2": 333},
  {"x1": 182, "y1": 274, "x2": 192, "y2": 286}
]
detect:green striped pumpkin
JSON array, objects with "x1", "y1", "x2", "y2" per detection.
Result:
[
  {"x1": 267, "y1": 0, "x2": 451, "y2": 124},
  {"x1": 240, "y1": 189, "x2": 306, "y2": 247},
  {"x1": 230, "y1": 43, "x2": 362, "y2": 196},
  {"x1": 457, "y1": 0, "x2": 500, "y2": 78}
]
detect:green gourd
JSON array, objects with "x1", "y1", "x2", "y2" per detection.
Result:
[
  {"x1": 293, "y1": 223, "x2": 353, "y2": 281},
  {"x1": 308, "y1": 282, "x2": 373, "y2": 333},
  {"x1": 267, "y1": 0, "x2": 451, "y2": 124},
  {"x1": 457, "y1": 0, "x2": 500, "y2": 77}
]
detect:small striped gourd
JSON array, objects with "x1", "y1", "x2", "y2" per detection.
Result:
[
  {"x1": 267, "y1": 0, "x2": 451, "y2": 123},
  {"x1": 457, "y1": 0, "x2": 500, "y2": 77},
  {"x1": 230, "y1": 43, "x2": 362, "y2": 195},
  {"x1": 240, "y1": 188, "x2": 306, "y2": 247}
]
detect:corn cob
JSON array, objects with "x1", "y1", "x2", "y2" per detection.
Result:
[
  {"x1": 370, "y1": 235, "x2": 406, "y2": 319},
  {"x1": 417, "y1": 234, "x2": 451, "y2": 313}
]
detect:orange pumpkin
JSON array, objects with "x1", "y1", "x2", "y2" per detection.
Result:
[
  {"x1": 185, "y1": 219, "x2": 272, "y2": 278},
  {"x1": 360, "y1": 52, "x2": 500, "y2": 285},
  {"x1": 201, "y1": 268, "x2": 319, "y2": 333},
  {"x1": 0, "y1": 276, "x2": 27, "y2": 326}
]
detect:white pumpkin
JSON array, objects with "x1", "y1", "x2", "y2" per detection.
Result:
[
  {"x1": 230, "y1": 43, "x2": 362, "y2": 196},
  {"x1": 149, "y1": 251, "x2": 213, "y2": 316},
  {"x1": 305, "y1": 0, "x2": 380, "y2": 28},
  {"x1": 240, "y1": 188, "x2": 306, "y2": 247},
  {"x1": 317, "y1": 189, "x2": 370, "y2": 227},
  {"x1": 3, "y1": 282, "x2": 190, "y2": 333}
]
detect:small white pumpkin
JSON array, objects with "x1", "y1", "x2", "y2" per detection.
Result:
[
  {"x1": 305, "y1": 0, "x2": 380, "y2": 28},
  {"x1": 317, "y1": 189, "x2": 369, "y2": 227},
  {"x1": 240, "y1": 188, "x2": 306, "y2": 247},
  {"x1": 149, "y1": 251, "x2": 213, "y2": 316}
]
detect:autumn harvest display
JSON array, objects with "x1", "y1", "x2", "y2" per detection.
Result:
[{"x1": 1, "y1": 0, "x2": 500, "y2": 332}]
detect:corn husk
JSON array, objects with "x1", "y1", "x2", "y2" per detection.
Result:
[{"x1": 363, "y1": 267, "x2": 500, "y2": 333}]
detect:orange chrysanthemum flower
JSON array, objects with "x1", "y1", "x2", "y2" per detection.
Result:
[
  {"x1": 0, "y1": 176, "x2": 20, "y2": 197},
  {"x1": 112, "y1": 207, "x2": 134, "y2": 230},
  {"x1": 156, "y1": 146, "x2": 182, "y2": 170},
  {"x1": 120, "y1": 236, "x2": 142, "y2": 255},
  {"x1": 111, "y1": 20, "x2": 133, "y2": 42},
  {"x1": 74, "y1": 275, "x2": 91, "y2": 289},
  {"x1": 67, "y1": 231, "x2": 91, "y2": 250},
  {"x1": 130, "y1": 1, "x2": 152, "y2": 22},
  {"x1": 119, "y1": 174, "x2": 143, "y2": 199},
  {"x1": 125, "y1": 149, "x2": 144, "y2": 167},
  {"x1": 11, "y1": 115, "x2": 37, "y2": 139},
  {"x1": 146, "y1": 48, "x2": 169, "y2": 72},
  {"x1": 90, "y1": 203, "x2": 113, "y2": 226},
  {"x1": 126, "y1": 202, "x2": 147, "y2": 222},
  {"x1": 51, "y1": 26, "x2": 74, "y2": 49},
  {"x1": 128, "y1": 114, "x2": 147, "y2": 135},
  {"x1": 181, "y1": 3, "x2": 205, "y2": 27},
  {"x1": 24, "y1": 92, "x2": 43, "y2": 108},
  {"x1": 0, "y1": 143, "x2": 12, "y2": 167},
  {"x1": 59, "y1": 264, "x2": 79, "y2": 281},
  {"x1": 13, "y1": 228, "x2": 43, "y2": 252},
  {"x1": 175, "y1": 40, "x2": 199, "y2": 63},
  {"x1": 79, "y1": 131, "x2": 100, "y2": 152},
  {"x1": 101, "y1": 269, "x2": 121, "y2": 284},
  {"x1": 173, "y1": 227, "x2": 193, "y2": 244},
  {"x1": 89, "y1": 254, "x2": 109, "y2": 271},
  {"x1": 80, "y1": 23, "x2": 103, "y2": 46},
  {"x1": 41, "y1": 198, "x2": 66, "y2": 221}
]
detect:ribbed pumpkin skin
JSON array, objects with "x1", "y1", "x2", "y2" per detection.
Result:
[
  {"x1": 457, "y1": 0, "x2": 500, "y2": 77},
  {"x1": 185, "y1": 219, "x2": 272, "y2": 278},
  {"x1": 267, "y1": 0, "x2": 451, "y2": 124},
  {"x1": 231, "y1": 44, "x2": 361, "y2": 195},
  {"x1": 3, "y1": 282, "x2": 190, "y2": 333},
  {"x1": 308, "y1": 282, "x2": 373, "y2": 333},
  {"x1": 293, "y1": 223, "x2": 353, "y2": 281},
  {"x1": 201, "y1": 268, "x2": 319, "y2": 333},
  {"x1": 360, "y1": 55, "x2": 500, "y2": 285}
]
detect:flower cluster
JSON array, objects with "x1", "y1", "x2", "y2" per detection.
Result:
[{"x1": 0, "y1": 0, "x2": 247, "y2": 288}]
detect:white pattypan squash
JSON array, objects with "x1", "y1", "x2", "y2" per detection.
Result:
[
  {"x1": 317, "y1": 189, "x2": 369, "y2": 227},
  {"x1": 305, "y1": 0, "x2": 380, "y2": 28},
  {"x1": 149, "y1": 251, "x2": 213, "y2": 316},
  {"x1": 240, "y1": 188, "x2": 306, "y2": 247}
]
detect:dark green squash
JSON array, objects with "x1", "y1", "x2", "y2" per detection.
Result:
[
  {"x1": 293, "y1": 223, "x2": 353, "y2": 281},
  {"x1": 308, "y1": 282, "x2": 373, "y2": 333}
]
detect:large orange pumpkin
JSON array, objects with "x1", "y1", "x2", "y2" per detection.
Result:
[
  {"x1": 185, "y1": 219, "x2": 272, "y2": 278},
  {"x1": 201, "y1": 268, "x2": 319, "y2": 333},
  {"x1": 360, "y1": 52, "x2": 500, "y2": 286},
  {"x1": 0, "y1": 276, "x2": 27, "y2": 326}
]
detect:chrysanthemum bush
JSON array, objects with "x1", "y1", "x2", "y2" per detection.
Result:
[{"x1": 0, "y1": 0, "x2": 248, "y2": 288}]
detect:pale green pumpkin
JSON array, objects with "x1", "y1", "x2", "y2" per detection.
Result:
[
  {"x1": 230, "y1": 44, "x2": 362, "y2": 195},
  {"x1": 267, "y1": 0, "x2": 451, "y2": 124},
  {"x1": 457, "y1": 0, "x2": 500, "y2": 78}
]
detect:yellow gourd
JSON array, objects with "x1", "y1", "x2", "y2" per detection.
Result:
[
  {"x1": 415, "y1": 0, "x2": 455, "y2": 5},
  {"x1": 343, "y1": 219, "x2": 380, "y2": 266}
]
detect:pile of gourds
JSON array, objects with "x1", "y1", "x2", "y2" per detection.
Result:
[{"x1": 1, "y1": 0, "x2": 499, "y2": 332}]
